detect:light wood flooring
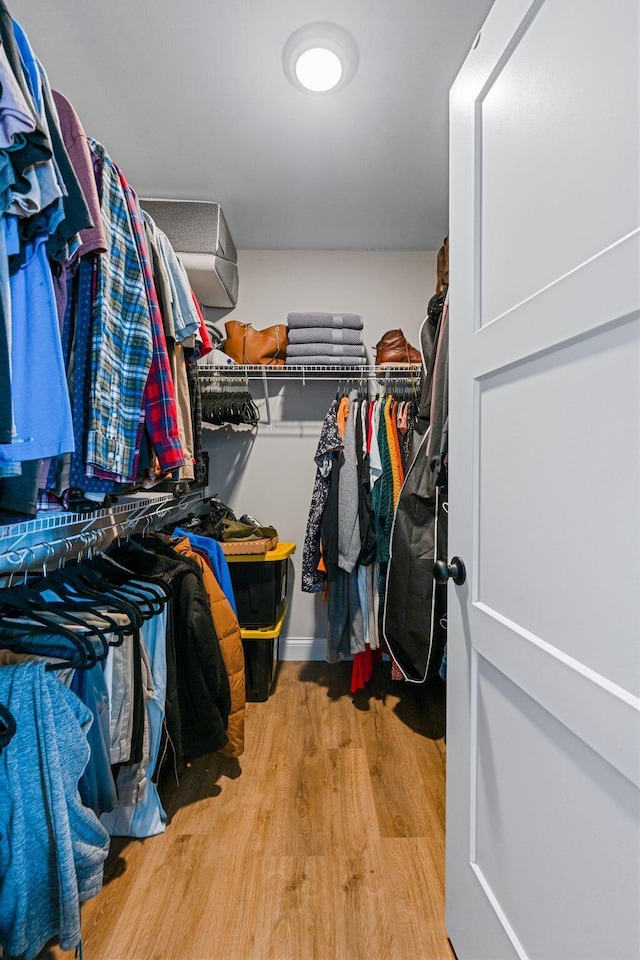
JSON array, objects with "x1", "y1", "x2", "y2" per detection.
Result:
[{"x1": 42, "y1": 661, "x2": 450, "y2": 960}]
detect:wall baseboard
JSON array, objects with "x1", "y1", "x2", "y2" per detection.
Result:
[
  {"x1": 279, "y1": 637, "x2": 328, "y2": 661},
  {"x1": 277, "y1": 637, "x2": 390, "y2": 663}
]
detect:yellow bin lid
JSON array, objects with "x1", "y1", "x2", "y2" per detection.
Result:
[{"x1": 240, "y1": 602, "x2": 289, "y2": 640}]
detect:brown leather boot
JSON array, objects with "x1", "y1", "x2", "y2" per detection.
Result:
[
  {"x1": 436, "y1": 236, "x2": 449, "y2": 293},
  {"x1": 375, "y1": 329, "x2": 422, "y2": 365}
]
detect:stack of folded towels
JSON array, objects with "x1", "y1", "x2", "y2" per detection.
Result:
[{"x1": 286, "y1": 312, "x2": 367, "y2": 365}]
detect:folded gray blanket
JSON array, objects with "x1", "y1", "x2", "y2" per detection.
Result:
[
  {"x1": 288, "y1": 327, "x2": 363, "y2": 345},
  {"x1": 286, "y1": 355, "x2": 367, "y2": 366},
  {"x1": 287, "y1": 342, "x2": 366, "y2": 358},
  {"x1": 287, "y1": 312, "x2": 364, "y2": 330}
]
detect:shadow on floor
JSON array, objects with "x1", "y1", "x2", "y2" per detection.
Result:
[
  {"x1": 296, "y1": 659, "x2": 446, "y2": 741},
  {"x1": 62, "y1": 753, "x2": 243, "y2": 908}
]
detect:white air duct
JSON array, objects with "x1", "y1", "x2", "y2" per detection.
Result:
[{"x1": 140, "y1": 199, "x2": 239, "y2": 308}]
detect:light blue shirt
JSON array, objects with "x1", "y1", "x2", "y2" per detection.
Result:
[{"x1": 0, "y1": 662, "x2": 110, "y2": 959}]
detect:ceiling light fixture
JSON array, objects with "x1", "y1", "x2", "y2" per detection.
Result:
[{"x1": 283, "y1": 22, "x2": 358, "y2": 94}]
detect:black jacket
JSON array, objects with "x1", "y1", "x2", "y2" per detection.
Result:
[{"x1": 113, "y1": 536, "x2": 231, "y2": 765}]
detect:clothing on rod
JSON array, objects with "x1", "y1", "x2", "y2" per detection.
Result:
[
  {"x1": 383, "y1": 268, "x2": 450, "y2": 683},
  {"x1": 302, "y1": 377, "x2": 419, "y2": 691},
  {"x1": 0, "y1": 11, "x2": 207, "y2": 520},
  {"x1": 0, "y1": 524, "x2": 246, "y2": 956}
]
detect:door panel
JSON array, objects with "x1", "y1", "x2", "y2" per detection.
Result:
[
  {"x1": 477, "y1": 318, "x2": 640, "y2": 691},
  {"x1": 480, "y1": 0, "x2": 640, "y2": 324},
  {"x1": 447, "y1": 1, "x2": 640, "y2": 957},
  {"x1": 472, "y1": 606, "x2": 640, "y2": 789},
  {"x1": 475, "y1": 657, "x2": 640, "y2": 960}
]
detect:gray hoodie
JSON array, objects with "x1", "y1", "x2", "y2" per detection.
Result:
[{"x1": 338, "y1": 390, "x2": 362, "y2": 573}]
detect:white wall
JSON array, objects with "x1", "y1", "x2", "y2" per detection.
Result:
[{"x1": 203, "y1": 249, "x2": 437, "y2": 660}]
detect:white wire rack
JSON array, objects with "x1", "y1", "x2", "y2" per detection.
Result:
[
  {"x1": 198, "y1": 363, "x2": 422, "y2": 429},
  {"x1": 0, "y1": 489, "x2": 208, "y2": 576},
  {"x1": 198, "y1": 363, "x2": 422, "y2": 381}
]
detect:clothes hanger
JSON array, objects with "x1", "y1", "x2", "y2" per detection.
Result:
[
  {"x1": 37, "y1": 567, "x2": 144, "y2": 635},
  {"x1": 27, "y1": 542, "x2": 144, "y2": 637},
  {"x1": 0, "y1": 595, "x2": 102, "y2": 670},
  {"x1": 18, "y1": 536, "x2": 140, "y2": 632},
  {"x1": 65, "y1": 529, "x2": 171, "y2": 615},
  {"x1": 0, "y1": 702, "x2": 17, "y2": 754},
  {"x1": 100, "y1": 546, "x2": 174, "y2": 604},
  {"x1": 241, "y1": 390, "x2": 260, "y2": 425},
  {"x1": 0, "y1": 583, "x2": 117, "y2": 665},
  {"x1": 86, "y1": 555, "x2": 171, "y2": 617}
]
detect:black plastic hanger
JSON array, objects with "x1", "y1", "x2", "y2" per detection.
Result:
[
  {"x1": 26, "y1": 568, "x2": 139, "y2": 643},
  {"x1": 0, "y1": 586, "x2": 112, "y2": 667},
  {"x1": 0, "y1": 702, "x2": 16, "y2": 753}
]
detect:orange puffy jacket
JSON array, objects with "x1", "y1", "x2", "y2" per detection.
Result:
[{"x1": 172, "y1": 539, "x2": 245, "y2": 758}]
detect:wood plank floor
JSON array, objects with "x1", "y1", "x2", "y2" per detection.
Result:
[{"x1": 41, "y1": 661, "x2": 450, "y2": 960}]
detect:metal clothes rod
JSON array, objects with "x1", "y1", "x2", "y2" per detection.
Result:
[
  {"x1": 0, "y1": 490, "x2": 208, "y2": 577},
  {"x1": 198, "y1": 363, "x2": 422, "y2": 429}
]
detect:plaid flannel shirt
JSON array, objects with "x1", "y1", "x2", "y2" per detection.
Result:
[
  {"x1": 119, "y1": 169, "x2": 185, "y2": 474},
  {"x1": 86, "y1": 139, "x2": 152, "y2": 479}
]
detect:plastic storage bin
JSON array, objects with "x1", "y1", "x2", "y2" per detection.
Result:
[
  {"x1": 227, "y1": 543, "x2": 295, "y2": 628},
  {"x1": 241, "y1": 605, "x2": 288, "y2": 701}
]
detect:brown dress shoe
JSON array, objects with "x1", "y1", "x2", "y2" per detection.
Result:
[{"x1": 375, "y1": 329, "x2": 422, "y2": 365}]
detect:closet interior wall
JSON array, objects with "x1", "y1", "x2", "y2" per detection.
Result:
[{"x1": 203, "y1": 249, "x2": 437, "y2": 659}]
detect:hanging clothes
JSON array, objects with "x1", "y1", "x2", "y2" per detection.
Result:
[
  {"x1": 173, "y1": 526, "x2": 237, "y2": 614},
  {"x1": 51, "y1": 90, "x2": 107, "y2": 261},
  {"x1": 0, "y1": 230, "x2": 75, "y2": 464},
  {"x1": 119, "y1": 167, "x2": 185, "y2": 477},
  {"x1": 302, "y1": 376, "x2": 419, "y2": 682},
  {"x1": 338, "y1": 390, "x2": 361, "y2": 574},
  {"x1": 101, "y1": 592, "x2": 169, "y2": 839},
  {"x1": 84, "y1": 138, "x2": 153, "y2": 480},
  {"x1": 327, "y1": 564, "x2": 365, "y2": 663},
  {"x1": 301, "y1": 400, "x2": 343, "y2": 593},
  {"x1": 0, "y1": 9, "x2": 231, "y2": 953},
  {"x1": 171, "y1": 536, "x2": 245, "y2": 758},
  {"x1": 0, "y1": 8, "x2": 205, "y2": 519},
  {"x1": 371, "y1": 396, "x2": 395, "y2": 565},
  {"x1": 383, "y1": 286, "x2": 449, "y2": 682},
  {"x1": 110, "y1": 535, "x2": 231, "y2": 765},
  {"x1": 0, "y1": 661, "x2": 110, "y2": 960}
]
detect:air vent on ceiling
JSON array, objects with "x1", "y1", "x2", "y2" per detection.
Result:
[{"x1": 140, "y1": 199, "x2": 238, "y2": 309}]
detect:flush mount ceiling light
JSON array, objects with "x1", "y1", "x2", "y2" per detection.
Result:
[{"x1": 283, "y1": 22, "x2": 359, "y2": 94}]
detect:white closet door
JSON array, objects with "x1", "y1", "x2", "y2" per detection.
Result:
[{"x1": 446, "y1": 1, "x2": 640, "y2": 958}]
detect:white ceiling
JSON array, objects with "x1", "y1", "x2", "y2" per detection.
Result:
[{"x1": 9, "y1": 0, "x2": 494, "y2": 251}]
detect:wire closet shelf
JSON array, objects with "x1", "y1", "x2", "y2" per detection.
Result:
[
  {"x1": 0, "y1": 490, "x2": 208, "y2": 576},
  {"x1": 198, "y1": 363, "x2": 423, "y2": 381}
]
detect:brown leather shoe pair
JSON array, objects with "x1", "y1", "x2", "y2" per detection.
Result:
[{"x1": 375, "y1": 329, "x2": 422, "y2": 365}]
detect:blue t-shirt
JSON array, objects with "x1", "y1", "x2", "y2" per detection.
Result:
[
  {"x1": 173, "y1": 527, "x2": 237, "y2": 615},
  {"x1": 0, "y1": 229, "x2": 74, "y2": 464}
]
